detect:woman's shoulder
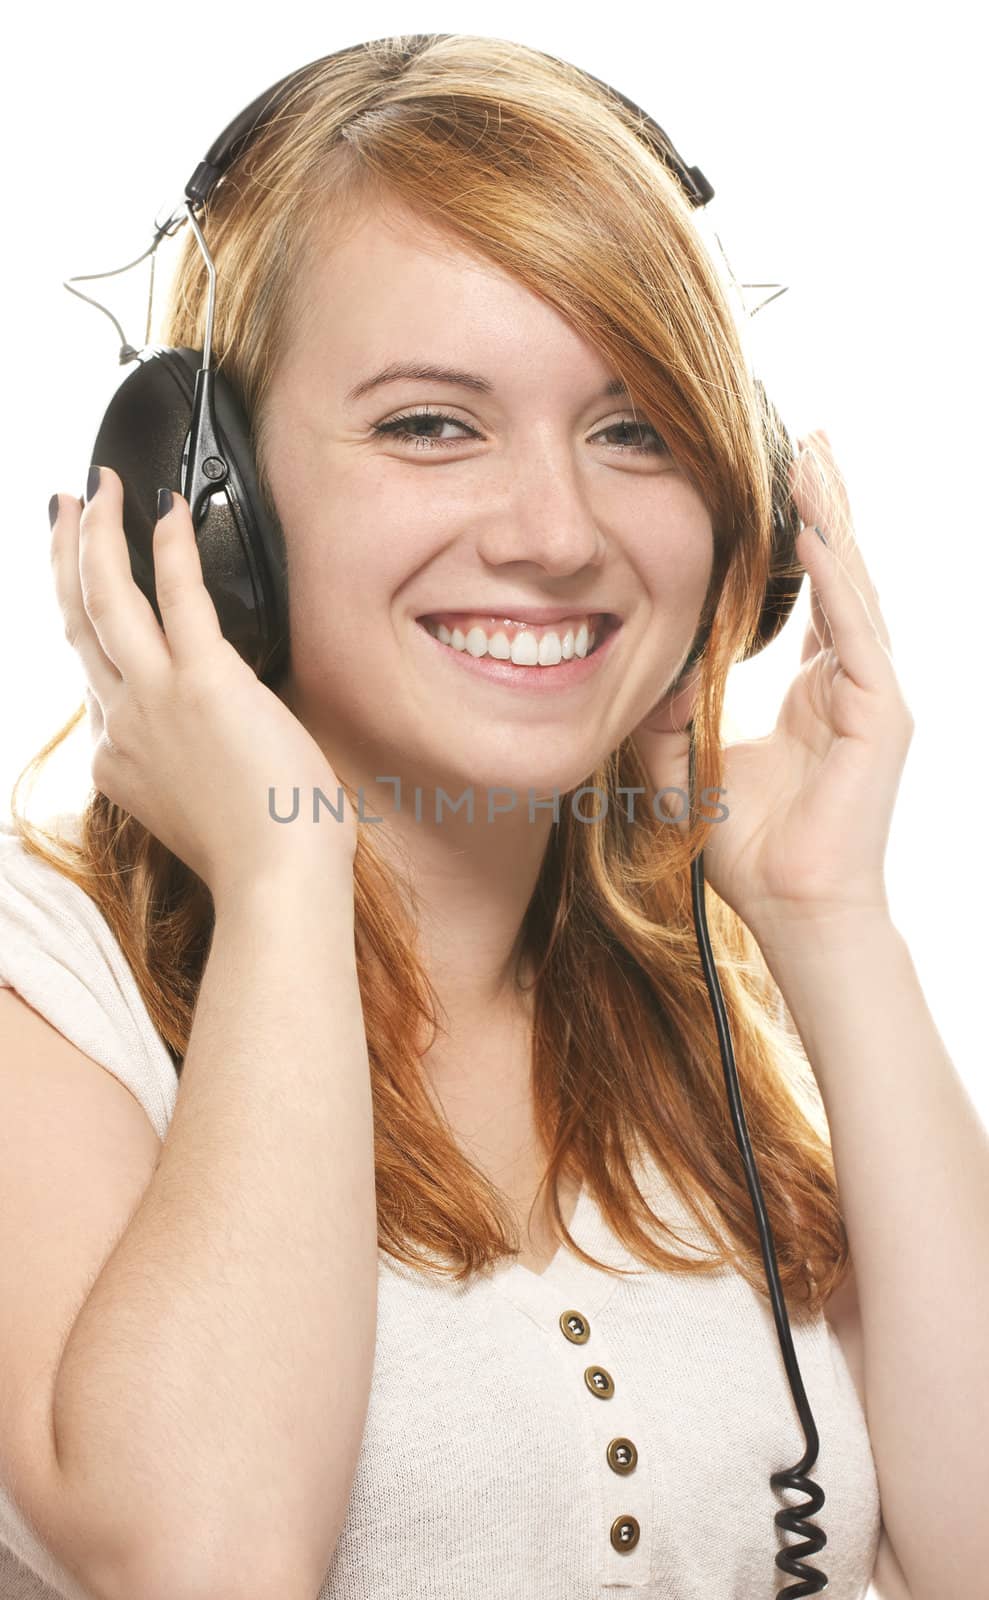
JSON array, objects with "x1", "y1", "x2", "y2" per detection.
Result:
[
  {"x1": 0, "y1": 812, "x2": 127, "y2": 972},
  {"x1": 0, "y1": 813, "x2": 179, "y2": 1137},
  {"x1": 1, "y1": 809, "x2": 92, "y2": 900}
]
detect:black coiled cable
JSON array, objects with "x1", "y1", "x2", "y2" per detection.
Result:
[{"x1": 686, "y1": 732, "x2": 828, "y2": 1596}]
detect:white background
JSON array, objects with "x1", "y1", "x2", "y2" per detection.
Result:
[
  {"x1": 5, "y1": 16, "x2": 985, "y2": 1066},
  {"x1": 1, "y1": 4, "x2": 984, "y2": 1594}
]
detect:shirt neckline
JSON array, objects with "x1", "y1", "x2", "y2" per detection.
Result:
[
  {"x1": 505, "y1": 1179, "x2": 592, "y2": 1283},
  {"x1": 489, "y1": 1179, "x2": 644, "y2": 1322}
]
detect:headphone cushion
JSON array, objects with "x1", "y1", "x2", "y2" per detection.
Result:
[{"x1": 90, "y1": 347, "x2": 289, "y2": 684}]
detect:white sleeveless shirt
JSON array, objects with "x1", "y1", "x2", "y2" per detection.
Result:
[{"x1": 0, "y1": 817, "x2": 881, "y2": 1598}]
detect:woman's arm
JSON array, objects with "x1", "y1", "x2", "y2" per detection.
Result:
[
  {"x1": 51, "y1": 862, "x2": 377, "y2": 1600},
  {"x1": 758, "y1": 910, "x2": 989, "y2": 1600}
]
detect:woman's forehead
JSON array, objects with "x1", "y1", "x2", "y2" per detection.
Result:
[
  {"x1": 285, "y1": 199, "x2": 614, "y2": 392},
  {"x1": 304, "y1": 190, "x2": 510, "y2": 293}
]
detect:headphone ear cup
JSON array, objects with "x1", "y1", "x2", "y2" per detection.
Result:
[
  {"x1": 89, "y1": 347, "x2": 290, "y2": 686},
  {"x1": 670, "y1": 385, "x2": 805, "y2": 682},
  {"x1": 742, "y1": 384, "x2": 806, "y2": 661}
]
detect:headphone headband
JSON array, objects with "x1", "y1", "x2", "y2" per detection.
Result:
[
  {"x1": 184, "y1": 55, "x2": 336, "y2": 209},
  {"x1": 182, "y1": 45, "x2": 715, "y2": 215}
]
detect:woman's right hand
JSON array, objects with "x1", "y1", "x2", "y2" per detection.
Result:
[{"x1": 49, "y1": 467, "x2": 358, "y2": 902}]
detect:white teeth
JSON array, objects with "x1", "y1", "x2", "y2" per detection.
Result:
[{"x1": 425, "y1": 618, "x2": 599, "y2": 665}]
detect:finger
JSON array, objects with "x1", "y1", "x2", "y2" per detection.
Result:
[
  {"x1": 50, "y1": 493, "x2": 123, "y2": 706},
  {"x1": 799, "y1": 550, "x2": 836, "y2": 665},
  {"x1": 84, "y1": 685, "x2": 104, "y2": 743},
  {"x1": 78, "y1": 467, "x2": 173, "y2": 680},
  {"x1": 790, "y1": 435, "x2": 892, "y2": 655},
  {"x1": 795, "y1": 523, "x2": 894, "y2": 693},
  {"x1": 150, "y1": 488, "x2": 228, "y2": 666},
  {"x1": 791, "y1": 432, "x2": 853, "y2": 543},
  {"x1": 810, "y1": 578, "x2": 835, "y2": 653},
  {"x1": 800, "y1": 610, "x2": 825, "y2": 666}
]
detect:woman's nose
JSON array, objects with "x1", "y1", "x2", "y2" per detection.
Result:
[{"x1": 474, "y1": 443, "x2": 606, "y2": 575}]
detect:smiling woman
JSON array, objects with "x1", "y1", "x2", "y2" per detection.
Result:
[{"x1": 0, "y1": 29, "x2": 943, "y2": 1600}]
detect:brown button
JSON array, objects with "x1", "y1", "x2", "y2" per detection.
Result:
[
  {"x1": 559, "y1": 1309, "x2": 590, "y2": 1344},
  {"x1": 583, "y1": 1365, "x2": 615, "y2": 1398},
  {"x1": 606, "y1": 1437, "x2": 638, "y2": 1474},
  {"x1": 610, "y1": 1514, "x2": 640, "y2": 1551}
]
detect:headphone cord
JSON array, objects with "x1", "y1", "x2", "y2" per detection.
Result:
[{"x1": 687, "y1": 732, "x2": 828, "y2": 1596}]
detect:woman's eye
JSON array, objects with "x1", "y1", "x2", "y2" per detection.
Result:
[
  {"x1": 371, "y1": 409, "x2": 478, "y2": 450},
  {"x1": 594, "y1": 419, "x2": 669, "y2": 455},
  {"x1": 370, "y1": 407, "x2": 669, "y2": 455}
]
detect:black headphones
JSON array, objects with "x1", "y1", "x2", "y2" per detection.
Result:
[{"x1": 85, "y1": 38, "x2": 805, "y2": 692}]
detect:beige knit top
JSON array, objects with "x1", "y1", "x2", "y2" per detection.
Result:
[{"x1": 0, "y1": 819, "x2": 881, "y2": 1598}]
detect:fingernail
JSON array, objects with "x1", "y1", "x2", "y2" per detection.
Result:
[
  {"x1": 813, "y1": 525, "x2": 829, "y2": 546},
  {"x1": 86, "y1": 465, "x2": 101, "y2": 503},
  {"x1": 48, "y1": 494, "x2": 59, "y2": 529},
  {"x1": 156, "y1": 487, "x2": 174, "y2": 520}
]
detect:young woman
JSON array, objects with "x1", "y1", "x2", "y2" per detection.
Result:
[{"x1": 0, "y1": 33, "x2": 983, "y2": 1600}]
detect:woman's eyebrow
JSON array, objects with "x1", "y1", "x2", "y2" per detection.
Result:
[{"x1": 344, "y1": 361, "x2": 631, "y2": 404}]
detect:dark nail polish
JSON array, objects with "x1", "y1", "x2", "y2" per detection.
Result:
[
  {"x1": 813, "y1": 525, "x2": 828, "y2": 546},
  {"x1": 48, "y1": 494, "x2": 59, "y2": 529},
  {"x1": 157, "y1": 487, "x2": 173, "y2": 521},
  {"x1": 86, "y1": 465, "x2": 101, "y2": 503}
]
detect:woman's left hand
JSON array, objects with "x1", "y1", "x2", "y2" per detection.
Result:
[{"x1": 629, "y1": 430, "x2": 915, "y2": 945}]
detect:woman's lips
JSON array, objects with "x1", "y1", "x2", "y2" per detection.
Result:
[{"x1": 414, "y1": 613, "x2": 622, "y2": 690}]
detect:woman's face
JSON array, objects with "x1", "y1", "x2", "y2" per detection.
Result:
[{"x1": 260, "y1": 194, "x2": 714, "y2": 807}]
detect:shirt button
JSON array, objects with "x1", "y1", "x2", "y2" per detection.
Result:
[
  {"x1": 559, "y1": 1308, "x2": 590, "y2": 1344},
  {"x1": 583, "y1": 1365, "x2": 615, "y2": 1398},
  {"x1": 606, "y1": 1436, "x2": 638, "y2": 1474},
  {"x1": 610, "y1": 1514, "x2": 641, "y2": 1552}
]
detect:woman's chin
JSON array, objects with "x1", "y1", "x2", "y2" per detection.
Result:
[{"x1": 398, "y1": 757, "x2": 610, "y2": 820}]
